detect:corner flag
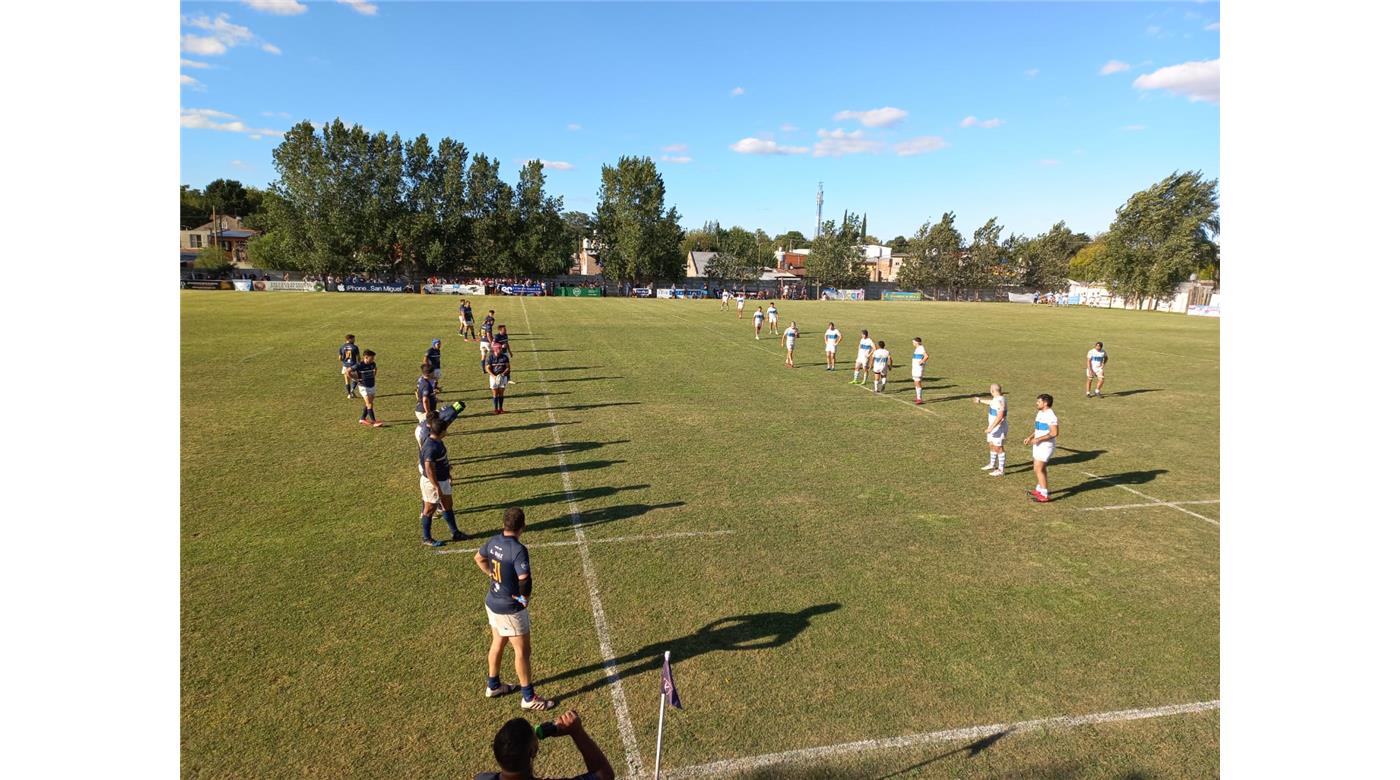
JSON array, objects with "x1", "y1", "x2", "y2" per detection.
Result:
[{"x1": 661, "y1": 651, "x2": 682, "y2": 709}]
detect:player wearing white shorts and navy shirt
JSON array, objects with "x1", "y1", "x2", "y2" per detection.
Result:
[
  {"x1": 1085, "y1": 342, "x2": 1108, "y2": 397},
  {"x1": 425, "y1": 338, "x2": 443, "y2": 386},
  {"x1": 1023, "y1": 393, "x2": 1059, "y2": 502},
  {"x1": 339, "y1": 334, "x2": 360, "y2": 398},
  {"x1": 974, "y1": 384, "x2": 1009, "y2": 475},
  {"x1": 870, "y1": 341, "x2": 892, "y2": 393},
  {"x1": 852, "y1": 331, "x2": 875, "y2": 384},
  {"x1": 351, "y1": 351, "x2": 382, "y2": 427},
  {"x1": 823, "y1": 323, "x2": 842, "y2": 371},
  {"x1": 418, "y1": 417, "x2": 466, "y2": 546},
  {"x1": 911, "y1": 338, "x2": 928, "y2": 403},
  {"x1": 475, "y1": 507, "x2": 556, "y2": 711}
]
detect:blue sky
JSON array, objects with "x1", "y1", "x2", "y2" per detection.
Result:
[{"x1": 180, "y1": 1, "x2": 1219, "y2": 241}]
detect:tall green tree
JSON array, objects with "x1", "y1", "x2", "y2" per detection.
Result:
[
  {"x1": 1019, "y1": 221, "x2": 1088, "y2": 291},
  {"x1": 512, "y1": 160, "x2": 574, "y2": 276},
  {"x1": 965, "y1": 217, "x2": 1005, "y2": 293},
  {"x1": 1099, "y1": 171, "x2": 1219, "y2": 304},
  {"x1": 593, "y1": 156, "x2": 685, "y2": 282},
  {"x1": 773, "y1": 229, "x2": 809, "y2": 250},
  {"x1": 466, "y1": 153, "x2": 517, "y2": 276},
  {"x1": 805, "y1": 219, "x2": 865, "y2": 289}
]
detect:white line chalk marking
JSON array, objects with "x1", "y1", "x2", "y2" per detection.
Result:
[
  {"x1": 518, "y1": 298, "x2": 644, "y2": 777},
  {"x1": 1078, "y1": 499, "x2": 1220, "y2": 512},
  {"x1": 662, "y1": 699, "x2": 1219, "y2": 778},
  {"x1": 433, "y1": 529, "x2": 735, "y2": 554},
  {"x1": 1080, "y1": 472, "x2": 1219, "y2": 526}
]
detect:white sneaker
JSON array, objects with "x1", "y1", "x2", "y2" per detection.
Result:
[
  {"x1": 485, "y1": 683, "x2": 520, "y2": 698},
  {"x1": 980, "y1": 463, "x2": 996, "y2": 471},
  {"x1": 520, "y1": 695, "x2": 557, "y2": 711},
  {"x1": 988, "y1": 469, "x2": 1004, "y2": 477}
]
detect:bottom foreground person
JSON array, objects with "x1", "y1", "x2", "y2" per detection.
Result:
[{"x1": 474, "y1": 710, "x2": 614, "y2": 780}]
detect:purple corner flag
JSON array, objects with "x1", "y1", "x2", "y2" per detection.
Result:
[{"x1": 661, "y1": 654, "x2": 682, "y2": 709}]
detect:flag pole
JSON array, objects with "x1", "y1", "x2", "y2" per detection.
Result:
[{"x1": 654, "y1": 650, "x2": 669, "y2": 780}]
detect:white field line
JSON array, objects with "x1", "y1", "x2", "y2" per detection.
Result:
[
  {"x1": 1078, "y1": 499, "x2": 1220, "y2": 512},
  {"x1": 1080, "y1": 471, "x2": 1219, "y2": 526},
  {"x1": 433, "y1": 529, "x2": 735, "y2": 554},
  {"x1": 661, "y1": 699, "x2": 1220, "y2": 778},
  {"x1": 518, "y1": 298, "x2": 644, "y2": 777}
]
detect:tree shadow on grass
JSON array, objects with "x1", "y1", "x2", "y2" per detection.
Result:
[
  {"x1": 449, "y1": 420, "x2": 581, "y2": 437},
  {"x1": 531, "y1": 365, "x2": 602, "y2": 372},
  {"x1": 454, "y1": 484, "x2": 648, "y2": 515},
  {"x1": 874, "y1": 729, "x2": 1015, "y2": 780},
  {"x1": 548, "y1": 401, "x2": 641, "y2": 413},
  {"x1": 1003, "y1": 448, "x2": 1108, "y2": 474},
  {"x1": 461, "y1": 459, "x2": 624, "y2": 484},
  {"x1": 450, "y1": 440, "x2": 629, "y2": 466},
  {"x1": 1102, "y1": 388, "x2": 1164, "y2": 398},
  {"x1": 1051, "y1": 469, "x2": 1168, "y2": 501},
  {"x1": 526, "y1": 500, "x2": 686, "y2": 534},
  {"x1": 515, "y1": 348, "x2": 575, "y2": 353},
  {"x1": 534, "y1": 603, "x2": 842, "y2": 701},
  {"x1": 539, "y1": 375, "x2": 625, "y2": 384}
]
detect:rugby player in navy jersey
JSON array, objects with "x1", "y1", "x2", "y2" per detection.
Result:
[
  {"x1": 475, "y1": 507, "x2": 556, "y2": 710},
  {"x1": 482, "y1": 310, "x2": 496, "y2": 339},
  {"x1": 425, "y1": 338, "x2": 444, "y2": 390},
  {"x1": 493, "y1": 325, "x2": 514, "y2": 385},
  {"x1": 418, "y1": 418, "x2": 467, "y2": 547},
  {"x1": 339, "y1": 334, "x2": 360, "y2": 398},
  {"x1": 415, "y1": 364, "x2": 439, "y2": 424},
  {"x1": 486, "y1": 340, "x2": 510, "y2": 414},
  {"x1": 459, "y1": 299, "x2": 476, "y2": 339},
  {"x1": 350, "y1": 350, "x2": 383, "y2": 427}
]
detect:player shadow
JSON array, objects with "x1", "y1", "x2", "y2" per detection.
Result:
[
  {"x1": 461, "y1": 459, "x2": 625, "y2": 484},
  {"x1": 890, "y1": 376, "x2": 943, "y2": 385},
  {"x1": 535, "y1": 603, "x2": 843, "y2": 701},
  {"x1": 450, "y1": 440, "x2": 629, "y2": 465},
  {"x1": 1101, "y1": 388, "x2": 1163, "y2": 398},
  {"x1": 926, "y1": 391, "x2": 981, "y2": 403},
  {"x1": 1002, "y1": 448, "x2": 1107, "y2": 474},
  {"x1": 873, "y1": 728, "x2": 1015, "y2": 779},
  {"x1": 526, "y1": 500, "x2": 687, "y2": 534},
  {"x1": 539, "y1": 375, "x2": 625, "y2": 383},
  {"x1": 548, "y1": 401, "x2": 642, "y2": 412},
  {"x1": 531, "y1": 365, "x2": 602, "y2": 372},
  {"x1": 455, "y1": 484, "x2": 649, "y2": 515},
  {"x1": 1051, "y1": 469, "x2": 1168, "y2": 500},
  {"x1": 451, "y1": 420, "x2": 580, "y2": 436},
  {"x1": 514, "y1": 348, "x2": 575, "y2": 353}
]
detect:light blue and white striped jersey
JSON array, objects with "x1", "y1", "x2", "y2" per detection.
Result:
[
  {"x1": 1088, "y1": 348, "x2": 1106, "y2": 366},
  {"x1": 913, "y1": 345, "x2": 927, "y2": 364},
  {"x1": 1034, "y1": 409, "x2": 1058, "y2": 441},
  {"x1": 858, "y1": 337, "x2": 875, "y2": 354},
  {"x1": 825, "y1": 328, "x2": 841, "y2": 344},
  {"x1": 987, "y1": 396, "x2": 1007, "y2": 428}
]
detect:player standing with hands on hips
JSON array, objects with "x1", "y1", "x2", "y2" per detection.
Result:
[
  {"x1": 475, "y1": 507, "x2": 557, "y2": 711},
  {"x1": 911, "y1": 337, "x2": 929, "y2": 403},
  {"x1": 1086, "y1": 341, "x2": 1108, "y2": 397},
  {"x1": 823, "y1": 322, "x2": 842, "y2": 371},
  {"x1": 1024, "y1": 393, "x2": 1059, "y2": 502}
]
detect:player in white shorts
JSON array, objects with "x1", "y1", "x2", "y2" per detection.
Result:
[
  {"x1": 823, "y1": 323, "x2": 842, "y2": 371},
  {"x1": 721, "y1": 289, "x2": 731, "y2": 310},
  {"x1": 911, "y1": 337, "x2": 928, "y2": 403},
  {"x1": 1085, "y1": 341, "x2": 1108, "y2": 397},
  {"x1": 870, "y1": 341, "x2": 891, "y2": 393},
  {"x1": 752, "y1": 306, "x2": 764, "y2": 339},
  {"x1": 736, "y1": 293, "x2": 746, "y2": 319},
  {"x1": 973, "y1": 384, "x2": 1008, "y2": 475},
  {"x1": 766, "y1": 303, "x2": 779, "y2": 334},
  {"x1": 782, "y1": 321, "x2": 799, "y2": 367},
  {"x1": 851, "y1": 330, "x2": 875, "y2": 384},
  {"x1": 1023, "y1": 393, "x2": 1059, "y2": 502}
]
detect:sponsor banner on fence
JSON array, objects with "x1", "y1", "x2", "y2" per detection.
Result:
[
  {"x1": 880, "y1": 291, "x2": 922, "y2": 301},
  {"x1": 338, "y1": 282, "x2": 412, "y2": 293},
  {"x1": 1186, "y1": 305, "x2": 1221, "y2": 317},
  {"x1": 554, "y1": 286, "x2": 602, "y2": 297},
  {"x1": 426, "y1": 283, "x2": 486, "y2": 295},
  {"x1": 497, "y1": 284, "x2": 545, "y2": 296},
  {"x1": 821, "y1": 288, "x2": 866, "y2": 301},
  {"x1": 181, "y1": 279, "x2": 233, "y2": 290},
  {"x1": 232, "y1": 279, "x2": 253, "y2": 291},
  {"x1": 1008, "y1": 292, "x2": 1038, "y2": 304},
  {"x1": 631, "y1": 287, "x2": 654, "y2": 298},
  {"x1": 263, "y1": 280, "x2": 322, "y2": 291}
]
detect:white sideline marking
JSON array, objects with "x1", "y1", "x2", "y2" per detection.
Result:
[
  {"x1": 518, "y1": 299, "x2": 644, "y2": 777},
  {"x1": 433, "y1": 529, "x2": 735, "y2": 554},
  {"x1": 1079, "y1": 499, "x2": 1220, "y2": 512},
  {"x1": 661, "y1": 699, "x2": 1220, "y2": 778},
  {"x1": 1080, "y1": 471, "x2": 1219, "y2": 526}
]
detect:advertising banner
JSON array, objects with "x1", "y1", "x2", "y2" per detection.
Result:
[
  {"x1": 1008, "y1": 292, "x2": 1038, "y2": 304},
  {"x1": 656, "y1": 288, "x2": 675, "y2": 299},
  {"x1": 497, "y1": 284, "x2": 545, "y2": 296},
  {"x1": 337, "y1": 282, "x2": 412, "y2": 293},
  {"x1": 631, "y1": 287, "x2": 654, "y2": 298},
  {"x1": 232, "y1": 279, "x2": 253, "y2": 291},
  {"x1": 181, "y1": 279, "x2": 231, "y2": 290},
  {"x1": 880, "y1": 291, "x2": 921, "y2": 301},
  {"x1": 821, "y1": 288, "x2": 866, "y2": 301},
  {"x1": 426, "y1": 283, "x2": 484, "y2": 295},
  {"x1": 264, "y1": 280, "x2": 320, "y2": 291},
  {"x1": 1186, "y1": 305, "x2": 1221, "y2": 317},
  {"x1": 554, "y1": 286, "x2": 602, "y2": 297}
]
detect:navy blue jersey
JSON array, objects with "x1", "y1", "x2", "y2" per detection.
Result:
[
  {"x1": 493, "y1": 333, "x2": 510, "y2": 349},
  {"x1": 483, "y1": 315, "x2": 495, "y2": 332},
  {"x1": 463, "y1": 303, "x2": 474, "y2": 321},
  {"x1": 425, "y1": 347, "x2": 441, "y2": 370},
  {"x1": 351, "y1": 360, "x2": 377, "y2": 388},
  {"x1": 419, "y1": 436, "x2": 450, "y2": 481},
  {"x1": 480, "y1": 533, "x2": 530, "y2": 613},
  {"x1": 486, "y1": 351, "x2": 510, "y2": 376},
  {"x1": 339, "y1": 343, "x2": 360, "y2": 366},
  {"x1": 415, "y1": 376, "x2": 437, "y2": 413}
]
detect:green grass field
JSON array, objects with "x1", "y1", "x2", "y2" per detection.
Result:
[{"x1": 181, "y1": 291, "x2": 1219, "y2": 779}]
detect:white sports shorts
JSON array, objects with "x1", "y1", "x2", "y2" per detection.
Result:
[
  {"x1": 1087, "y1": 365, "x2": 1104, "y2": 378},
  {"x1": 415, "y1": 410, "x2": 428, "y2": 423},
  {"x1": 431, "y1": 368, "x2": 442, "y2": 383},
  {"x1": 856, "y1": 355, "x2": 869, "y2": 368},
  {"x1": 1033, "y1": 440, "x2": 1056, "y2": 463},
  {"x1": 911, "y1": 365, "x2": 924, "y2": 380},
  {"x1": 419, "y1": 475, "x2": 452, "y2": 503},
  {"x1": 490, "y1": 373, "x2": 508, "y2": 390},
  {"x1": 358, "y1": 385, "x2": 376, "y2": 400},
  {"x1": 825, "y1": 344, "x2": 836, "y2": 354},
  {"x1": 487, "y1": 606, "x2": 530, "y2": 637},
  {"x1": 987, "y1": 428, "x2": 1007, "y2": 446},
  {"x1": 768, "y1": 313, "x2": 777, "y2": 322},
  {"x1": 480, "y1": 343, "x2": 489, "y2": 358}
]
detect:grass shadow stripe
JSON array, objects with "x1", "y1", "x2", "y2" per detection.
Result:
[{"x1": 1080, "y1": 471, "x2": 1220, "y2": 526}]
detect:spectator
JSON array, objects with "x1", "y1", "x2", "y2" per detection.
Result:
[{"x1": 474, "y1": 710, "x2": 613, "y2": 780}]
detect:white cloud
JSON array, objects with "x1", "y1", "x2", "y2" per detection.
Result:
[
  {"x1": 730, "y1": 86, "x2": 745, "y2": 96},
  {"x1": 662, "y1": 143, "x2": 688, "y2": 154},
  {"x1": 337, "y1": 0, "x2": 379, "y2": 15},
  {"x1": 1100, "y1": 60, "x2": 1131, "y2": 75},
  {"x1": 566, "y1": 123, "x2": 581, "y2": 131},
  {"x1": 832, "y1": 106, "x2": 908, "y2": 127},
  {"x1": 181, "y1": 13, "x2": 278, "y2": 57},
  {"x1": 1133, "y1": 58, "x2": 1219, "y2": 104},
  {"x1": 959, "y1": 116, "x2": 1004, "y2": 129},
  {"x1": 1205, "y1": 21, "x2": 1220, "y2": 31},
  {"x1": 231, "y1": 159, "x2": 250, "y2": 168},
  {"x1": 536, "y1": 160, "x2": 574, "y2": 171},
  {"x1": 660, "y1": 155, "x2": 693, "y2": 164},
  {"x1": 261, "y1": 43, "x2": 282, "y2": 54},
  {"x1": 780, "y1": 123, "x2": 798, "y2": 133},
  {"x1": 1025, "y1": 68, "x2": 1039, "y2": 77},
  {"x1": 181, "y1": 35, "x2": 227, "y2": 56},
  {"x1": 1122, "y1": 124, "x2": 1147, "y2": 131},
  {"x1": 181, "y1": 74, "x2": 205, "y2": 91},
  {"x1": 180, "y1": 58, "x2": 213, "y2": 69},
  {"x1": 181, "y1": 107, "x2": 284, "y2": 139},
  {"x1": 1039, "y1": 159, "x2": 1062, "y2": 166},
  {"x1": 243, "y1": 0, "x2": 307, "y2": 14},
  {"x1": 893, "y1": 136, "x2": 949, "y2": 156},
  {"x1": 730, "y1": 137, "x2": 808, "y2": 155},
  {"x1": 813, "y1": 128, "x2": 882, "y2": 158},
  {"x1": 261, "y1": 111, "x2": 292, "y2": 118}
]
